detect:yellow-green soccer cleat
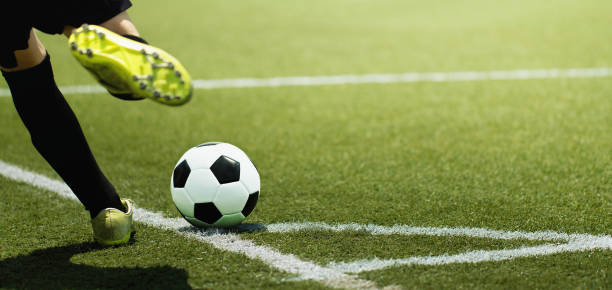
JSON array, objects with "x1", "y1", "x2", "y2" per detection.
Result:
[
  {"x1": 69, "y1": 24, "x2": 192, "y2": 106},
  {"x1": 91, "y1": 199, "x2": 135, "y2": 246}
]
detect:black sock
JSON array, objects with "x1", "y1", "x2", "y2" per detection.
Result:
[{"x1": 2, "y1": 54, "x2": 126, "y2": 218}]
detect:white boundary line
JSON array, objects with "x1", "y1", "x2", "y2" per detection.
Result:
[
  {"x1": 0, "y1": 160, "x2": 383, "y2": 289},
  {"x1": 263, "y1": 222, "x2": 612, "y2": 273},
  {"x1": 1, "y1": 160, "x2": 611, "y2": 285},
  {"x1": 1, "y1": 67, "x2": 611, "y2": 97}
]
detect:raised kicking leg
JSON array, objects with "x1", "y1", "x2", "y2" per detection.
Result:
[
  {"x1": 63, "y1": 11, "x2": 140, "y2": 38},
  {"x1": 65, "y1": 11, "x2": 193, "y2": 106}
]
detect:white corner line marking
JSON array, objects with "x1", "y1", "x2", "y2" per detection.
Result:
[
  {"x1": 1, "y1": 67, "x2": 611, "y2": 97},
  {"x1": 1, "y1": 160, "x2": 611, "y2": 283},
  {"x1": 0, "y1": 160, "x2": 383, "y2": 289},
  {"x1": 264, "y1": 222, "x2": 612, "y2": 273}
]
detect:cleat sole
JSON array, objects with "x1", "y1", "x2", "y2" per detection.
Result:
[{"x1": 69, "y1": 24, "x2": 192, "y2": 106}]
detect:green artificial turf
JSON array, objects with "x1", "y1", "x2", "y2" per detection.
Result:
[
  {"x1": 1, "y1": 0, "x2": 611, "y2": 288},
  {"x1": 0, "y1": 179, "x2": 325, "y2": 289}
]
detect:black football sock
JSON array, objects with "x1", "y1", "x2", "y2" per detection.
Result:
[{"x1": 2, "y1": 54, "x2": 126, "y2": 218}]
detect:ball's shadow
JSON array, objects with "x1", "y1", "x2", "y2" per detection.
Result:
[
  {"x1": 177, "y1": 223, "x2": 267, "y2": 236},
  {"x1": 0, "y1": 242, "x2": 191, "y2": 289}
]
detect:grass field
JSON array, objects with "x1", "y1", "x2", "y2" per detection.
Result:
[{"x1": 1, "y1": 0, "x2": 612, "y2": 289}]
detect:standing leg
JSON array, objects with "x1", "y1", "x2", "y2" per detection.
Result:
[{"x1": 1, "y1": 29, "x2": 126, "y2": 218}]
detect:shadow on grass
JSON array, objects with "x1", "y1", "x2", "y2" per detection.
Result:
[
  {"x1": 176, "y1": 223, "x2": 267, "y2": 236},
  {"x1": 0, "y1": 242, "x2": 191, "y2": 289}
]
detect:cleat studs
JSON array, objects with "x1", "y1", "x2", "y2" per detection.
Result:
[
  {"x1": 82, "y1": 24, "x2": 89, "y2": 31},
  {"x1": 86, "y1": 48, "x2": 93, "y2": 58},
  {"x1": 167, "y1": 63, "x2": 175, "y2": 69},
  {"x1": 153, "y1": 91, "x2": 161, "y2": 98},
  {"x1": 139, "y1": 82, "x2": 147, "y2": 89},
  {"x1": 174, "y1": 96, "x2": 181, "y2": 100},
  {"x1": 179, "y1": 79, "x2": 185, "y2": 85},
  {"x1": 70, "y1": 42, "x2": 77, "y2": 50},
  {"x1": 164, "y1": 95, "x2": 172, "y2": 100},
  {"x1": 97, "y1": 32, "x2": 105, "y2": 39},
  {"x1": 147, "y1": 74, "x2": 154, "y2": 81},
  {"x1": 140, "y1": 48, "x2": 147, "y2": 55},
  {"x1": 174, "y1": 71, "x2": 181, "y2": 77},
  {"x1": 132, "y1": 75, "x2": 139, "y2": 81},
  {"x1": 152, "y1": 52, "x2": 159, "y2": 59}
]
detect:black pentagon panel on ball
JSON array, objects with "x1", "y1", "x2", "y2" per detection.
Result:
[
  {"x1": 173, "y1": 160, "x2": 190, "y2": 188},
  {"x1": 197, "y1": 142, "x2": 221, "y2": 147},
  {"x1": 241, "y1": 191, "x2": 259, "y2": 217},
  {"x1": 194, "y1": 202, "x2": 223, "y2": 224},
  {"x1": 210, "y1": 155, "x2": 240, "y2": 184}
]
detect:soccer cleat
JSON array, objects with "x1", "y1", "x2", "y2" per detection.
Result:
[
  {"x1": 91, "y1": 199, "x2": 135, "y2": 246},
  {"x1": 69, "y1": 24, "x2": 192, "y2": 106}
]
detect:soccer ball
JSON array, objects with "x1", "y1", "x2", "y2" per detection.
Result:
[{"x1": 170, "y1": 142, "x2": 260, "y2": 227}]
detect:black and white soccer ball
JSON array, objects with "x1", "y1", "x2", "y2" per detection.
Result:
[{"x1": 171, "y1": 142, "x2": 260, "y2": 227}]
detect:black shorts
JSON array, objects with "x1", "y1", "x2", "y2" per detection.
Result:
[{"x1": 0, "y1": 0, "x2": 132, "y2": 68}]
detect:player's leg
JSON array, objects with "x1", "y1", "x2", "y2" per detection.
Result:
[
  {"x1": 1, "y1": 29, "x2": 127, "y2": 219},
  {"x1": 1, "y1": 30, "x2": 46, "y2": 72},
  {"x1": 66, "y1": 10, "x2": 193, "y2": 106},
  {"x1": 63, "y1": 11, "x2": 149, "y2": 101},
  {"x1": 63, "y1": 11, "x2": 139, "y2": 38},
  {"x1": 2, "y1": 29, "x2": 134, "y2": 245}
]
